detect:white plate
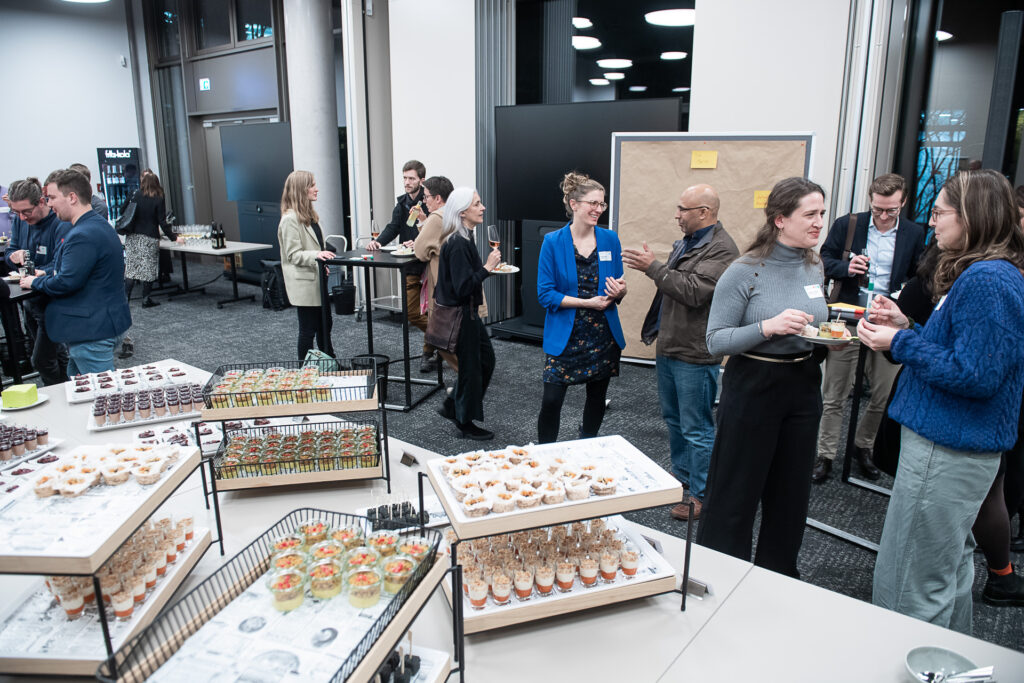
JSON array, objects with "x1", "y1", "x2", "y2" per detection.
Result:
[
  {"x1": 380, "y1": 244, "x2": 399, "y2": 251},
  {"x1": 392, "y1": 248, "x2": 416, "y2": 257},
  {"x1": 1, "y1": 395, "x2": 50, "y2": 411},
  {"x1": 798, "y1": 332, "x2": 857, "y2": 346},
  {"x1": 0, "y1": 438, "x2": 64, "y2": 472},
  {"x1": 492, "y1": 264, "x2": 520, "y2": 274},
  {"x1": 86, "y1": 409, "x2": 202, "y2": 433}
]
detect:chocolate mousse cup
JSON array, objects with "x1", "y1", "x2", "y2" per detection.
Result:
[{"x1": 36, "y1": 428, "x2": 48, "y2": 446}]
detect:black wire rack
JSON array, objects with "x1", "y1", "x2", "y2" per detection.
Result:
[
  {"x1": 213, "y1": 419, "x2": 382, "y2": 480},
  {"x1": 200, "y1": 358, "x2": 377, "y2": 410},
  {"x1": 95, "y1": 507, "x2": 442, "y2": 683}
]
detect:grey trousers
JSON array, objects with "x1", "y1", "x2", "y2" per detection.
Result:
[
  {"x1": 817, "y1": 344, "x2": 900, "y2": 459},
  {"x1": 872, "y1": 426, "x2": 999, "y2": 634}
]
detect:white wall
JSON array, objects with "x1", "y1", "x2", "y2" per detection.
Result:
[
  {"x1": 690, "y1": 0, "x2": 851, "y2": 201},
  {"x1": 0, "y1": 0, "x2": 141, "y2": 187},
  {"x1": 387, "y1": 0, "x2": 476, "y2": 193}
]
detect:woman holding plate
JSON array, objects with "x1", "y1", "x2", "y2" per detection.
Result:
[
  {"x1": 859, "y1": 169, "x2": 1024, "y2": 633},
  {"x1": 696, "y1": 177, "x2": 828, "y2": 578},
  {"x1": 535, "y1": 171, "x2": 627, "y2": 443}
]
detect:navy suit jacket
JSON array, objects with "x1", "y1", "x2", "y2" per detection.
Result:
[
  {"x1": 537, "y1": 223, "x2": 626, "y2": 356},
  {"x1": 821, "y1": 211, "x2": 925, "y2": 304},
  {"x1": 31, "y1": 210, "x2": 132, "y2": 344}
]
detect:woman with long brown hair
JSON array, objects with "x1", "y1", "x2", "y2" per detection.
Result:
[
  {"x1": 278, "y1": 170, "x2": 335, "y2": 360},
  {"x1": 124, "y1": 170, "x2": 177, "y2": 308},
  {"x1": 696, "y1": 177, "x2": 829, "y2": 578},
  {"x1": 859, "y1": 169, "x2": 1024, "y2": 634}
]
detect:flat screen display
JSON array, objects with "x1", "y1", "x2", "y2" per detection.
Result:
[
  {"x1": 495, "y1": 99, "x2": 682, "y2": 222},
  {"x1": 221, "y1": 122, "x2": 293, "y2": 202}
]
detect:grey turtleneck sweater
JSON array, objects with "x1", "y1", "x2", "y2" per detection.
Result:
[{"x1": 706, "y1": 242, "x2": 829, "y2": 356}]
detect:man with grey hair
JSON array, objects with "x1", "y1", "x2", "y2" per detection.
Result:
[{"x1": 68, "y1": 163, "x2": 108, "y2": 220}]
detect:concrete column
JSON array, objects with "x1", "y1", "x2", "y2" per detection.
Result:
[{"x1": 283, "y1": 0, "x2": 345, "y2": 240}]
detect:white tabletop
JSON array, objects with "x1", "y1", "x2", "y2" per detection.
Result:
[{"x1": 159, "y1": 239, "x2": 271, "y2": 256}]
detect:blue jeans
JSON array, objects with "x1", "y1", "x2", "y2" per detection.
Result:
[
  {"x1": 67, "y1": 336, "x2": 120, "y2": 377},
  {"x1": 656, "y1": 355, "x2": 719, "y2": 500}
]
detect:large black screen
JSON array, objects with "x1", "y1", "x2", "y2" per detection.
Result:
[
  {"x1": 495, "y1": 99, "x2": 682, "y2": 222},
  {"x1": 221, "y1": 122, "x2": 293, "y2": 202}
]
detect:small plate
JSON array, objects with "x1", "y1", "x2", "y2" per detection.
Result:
[
  {"x1": 798, "y1": 333, "x2": 857, "y2": 346},
  {"x1": 380, "y1": 245, "x2": 399, "y2": 252},
  {"x1": 392, "y1": 248, "x2": 416, "y2": 257},
  {"x1": 1, "y1": 394, "x2": 50, "y2": 411},
  {"x1": 905, "y1": 646, "x2": 976, "y2": 682},
  {"x1": 4, "y1": 275, "x2": 21, "y2": 283},
  {"x1": 492, "y1": 264, "x2": 520, "y2": 274}
]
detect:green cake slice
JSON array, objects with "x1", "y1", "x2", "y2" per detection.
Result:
[{"x1": 2, "y1": 384, "x2": 38, "y2": 409}]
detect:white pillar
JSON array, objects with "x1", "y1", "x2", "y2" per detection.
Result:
[{"x1": 283, "y1": 0, "x2": 345, "y2": 241}]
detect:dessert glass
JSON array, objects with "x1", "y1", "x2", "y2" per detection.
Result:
[
  {"x1": 381, "y1": 555, "x2": 418, "y2": 595},
  {"x1": 268, "y1": 569, "x2": 306, "y2": 612},
  {"x1": 344, "y1": 546, "x2": 381, "y2": 572},
  {"x1": 330, "y1": 525, "x2": 365, "y2": 550},
  {"x1": 298, "y1": 519, "x2": 330, "y2": 548},
  {"x1": 308, "y1": 559, "x2": 343, "y2": 600},
  {"x1": 346, "y1": 568, "x2": 382, "y2": 609}
]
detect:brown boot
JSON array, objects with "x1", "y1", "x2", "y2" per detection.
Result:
[{"x1": 670, "y1": 498, "x2": 702, "y2": 520}]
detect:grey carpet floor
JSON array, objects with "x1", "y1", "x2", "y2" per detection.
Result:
[{"x1": 116, "y1": 261, "x2": 1023, "y2": 651}]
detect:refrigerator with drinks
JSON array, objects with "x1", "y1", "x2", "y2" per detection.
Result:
[{"x1": 96, "y1": 147, "x2": 141, "y2": 224}]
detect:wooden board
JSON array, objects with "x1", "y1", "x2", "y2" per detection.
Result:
[
  {"x1": 214, "y1": 461, "x2": 384, "y2": 491},
  {"x1": 0, "y1": 449, "x2": 202, "y2": 575},
  {"x1": 199, "y1": 392, "x2": 379, "y2": 420},
  {"x1": 0, "y1": 529, "x2": 211, "y2": 676},
  {"x1": 345, "y1": 557, "x2": 448, "y2": 683}
]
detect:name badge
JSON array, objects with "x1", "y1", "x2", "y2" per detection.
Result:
[
  {"x1": 598, "y1": 251, "x2": 612, "y2": 262},
  {"x1": 935, "y1": 294, "x2": 948, "y2": 310},
  {"x1": 36, "y1": 245, "x2": 46, "y2": 255},
  {"x1": 804, "y1": 284, "x2": 824, "y2": 299}
]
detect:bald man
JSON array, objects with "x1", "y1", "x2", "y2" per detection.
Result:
[{"x1": 624, "y1": 184, "x2": 738, "y2": 521}]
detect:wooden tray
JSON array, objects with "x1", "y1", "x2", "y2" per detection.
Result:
[
  {"x1": 214, "y1": 461, "x2": 385, "y2": 491},
  {"x1": 0, "y1": 529, "x2": 211, "y2": 676}
]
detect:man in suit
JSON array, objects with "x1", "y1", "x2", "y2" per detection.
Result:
[
  {"x1": 812, "y1": 173, "x2": 925, "y2": 482},
  {"x1": 20, "y1": 169, "x2": 131, "y2": 376}
]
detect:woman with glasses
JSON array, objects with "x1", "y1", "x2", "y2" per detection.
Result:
[
  {"x1": 859, "y1": 169, "x2": 1024, "y2": 633},
  {"x1": 536, "y1": 171, "x2": 627, "y2": 443}
]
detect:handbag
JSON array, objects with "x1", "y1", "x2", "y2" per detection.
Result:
[
  {"x1": 115, "y1": 198, "x2": 138, "y2": 235},
  {"x1": 425, "y1": 301, "x2": 463, "y2": 353}
]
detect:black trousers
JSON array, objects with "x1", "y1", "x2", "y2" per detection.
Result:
[
  {"x1": 537, "y1": 377, "x2": 611, "y2": 443},
  {"x1": 696, "y1": 353, "x2": 822, "y2": 578},
  {"x1": 453, "y1": 315, "x2": 494, "y2": 424},
  {"x1": 23, "y1": 300, "x2": 68, "y2": 386},
  {"x1": 296, "y1": 305, "x2": 333, "y2": 360}
]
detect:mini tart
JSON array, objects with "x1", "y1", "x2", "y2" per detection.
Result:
[
  {"x1": 308, "y1": 559, "x2": 343, "y2": 599},
  {"x1": 381, "y1": 555, "x2": 417, "y2": 594},
  {"x1": 489, "y1": 490, "x2": 516, "y2": 513},
  {"x1": 33, "y1": 474, "x2": 56, "y2": 497},
  {"x1": 267, "y1": 569, "x2": 305, "y2": 612},
  {"x1": 541, "y1": 481, "x2": 566, "y2": 505},
  {"x1": 59, "y1": 476, "x2": 92, "y2": 497},
  {"x1": 590, "y1": 476, "x2": 617, "y2": 496},
  {"x1": 516, "y1": 487, "x2": 541, "y2": 509},
  {"x1": 462, "y1": 495, "x2": 492, "y2": 517},
  {"x1": 101, "y1": 464, "x2": 131, "y2": 486},
  {"x1": 508, "y1": 447, "x2": 528, "y2": 464},
  {"x1": 346, "y1": 568, "x2": 382, "y2": 609},
  {"x1": 565, "y1": 479, "x2": 591, "y2": 501},
  {"x1": 344, "y1": 546, "x2": 381, "y2": 571},
  {"x1": 132, "y1": 464, "x2": 163, "y2": 485}
]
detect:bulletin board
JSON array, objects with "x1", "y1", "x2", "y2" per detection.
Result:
[{"x1": 610, "y1": 133, "x2": 814, "y2": 361}]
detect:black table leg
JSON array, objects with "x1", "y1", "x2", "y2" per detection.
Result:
[
  {"x1": 364, "y1": 266, "x2": 374, "y2": 355},
  {"x1": 2, "y1": 302, "x2": 24, "y2": 384},
  {"x1": 400, "y1": 273, "x2": 412, "y2": 409},
  {"x1": 216, "y1": 254, "x2": 255, "y2": 308},
  {"x1": 168, "y1": 251, "x2": 206, "y2": 299}
]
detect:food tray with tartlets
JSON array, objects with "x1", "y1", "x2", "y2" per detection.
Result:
[
  {"x1": 425, "y1": 435, "x2": 683, "y2": 539},
  {"x1": 200, "y1": 358, "x2": 380, "y2": 419},
  {"x1": 441, "y1": 515, "x2": 676, "y2": 633},
  {"x1": 96, "y1": 508, "x2": 444, "y2": 683},
  {"x1": 65, "y1": 360, "x2": 210, "y2": 405}
]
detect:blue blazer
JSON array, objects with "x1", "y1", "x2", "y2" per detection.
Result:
[
  {"x1": 537, "y1": 223, "x2": 626, "y2": 356},
  {"x1": 32, "y1": 210, "x2": 132, "y2": 344}
]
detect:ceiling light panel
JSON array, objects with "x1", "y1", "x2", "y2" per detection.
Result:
[
  {"x1": 572, "y1": 36, "x2": 602, "y2": 50},
  {"x1": 660, "y1": 51, "x2": 688, "y2": 60},
  {"x1": 572, "y1": 17, "x2": 593, "y2": 29},
  {"x1": 596, "y1": 58, "x2": 633, "y2": 69},
  {"x1": 645, "y1": 9, "x2": 696, "y2": 27}
]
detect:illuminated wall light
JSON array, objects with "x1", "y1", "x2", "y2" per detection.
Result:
[
  {"x1": 629, "y1": 86, "x2": 648, "y2": 92},
  {"x1": 589, "y1": 78, "x2": 610, "y2": 86},
  {"x1": 645, "y1": 9, "x2": 695, "y2": 26},
  {"x1": 572, "y1": 17, "x2": 593, "y2": 29},
  {"x1": 660, "y1": 51, "x2": 688, "y2": 60},
  {"x1": 936, "y1": 30, "x2": 953, "y2": 41},
  {"x1": 572, "y1": 36, "x2": 602, "y2": 50},
  {"x1": 596, "y1": 58, "x2": 633, "y2": 69},
  {"x1": 672, "y1": 87, "x2": 691, "y2": 92},
  {"x1": 604, "y1": 72, "x2": 625, "y2": 80}
]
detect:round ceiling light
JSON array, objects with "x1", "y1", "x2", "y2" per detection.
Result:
[
  {"x1": 572, "y1": 36, "x2": 602, "y2": 50},
  {"x1": 660, "y1": 51, "x2": 688, "y2": 60},
  {"x1": 629, "y1": 86, "x2": 648, "y2": 92},
  {"x1": 572, "y1": 17, "x2": 593, "y2": 29},
  {"x1": 672, "y1": 87, "x2": 691, "y2": 92},
  {"x1": 604, "y1": 72, "x2": 625, "y2": 80},
  {"x1": 645, "y1": 9, "x2": 696, "y2": 27},
  {"x1": 590, "y1": 78, "x2": 611, "y2": 86},
  {"x1": 596, "y1": 58, "x2": 633, "y2": 69}
]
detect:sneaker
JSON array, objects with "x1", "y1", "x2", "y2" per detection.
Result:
[
  {"x1": 419, "y1": 354, "x2": 437, "y2": 373},
  {"x1": 982, "y1": 570, "x2": 1024, "y2": 607},
  {"x1": 670, "y1": 498, "x2": 702, "y2": 520}
]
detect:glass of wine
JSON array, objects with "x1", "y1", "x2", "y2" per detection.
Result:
[
  {"x1": 487, "y1": 225, "x2": 499, "y2": 250},
  {"x1": 370, "y1": 221, "x2": 380, "y2": 246}
]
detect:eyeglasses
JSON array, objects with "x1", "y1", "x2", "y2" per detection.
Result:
[
  {"x1": 678, "y1": 205, "x2": 709, "y2": 213},
  {"x1": 930, "y1": 207, "x2": 957, "y2": 221},
  {"x1": 870, "y1": 206, "x2": 902, "y2": 217},
  {"x1": 575, "y1": 199, "x2": 608, "y2": 211},
  {"x1": 9, "y1": 206, "x2": 37, "y2": 218}
]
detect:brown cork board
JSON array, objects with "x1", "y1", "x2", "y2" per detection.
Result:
[{"x1": 610, "y1": 134, "x2": 813, "y2": 360}]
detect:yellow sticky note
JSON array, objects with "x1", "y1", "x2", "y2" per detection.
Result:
[
  {"x1": 753, "y1": 191, "x2": 771, "y2": 209},
  {"x1": 690, "y1": 150, "x2": 718, "y2": 169}
]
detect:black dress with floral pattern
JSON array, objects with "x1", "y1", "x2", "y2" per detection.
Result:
[{"x1": 543, "y1": 248, "x2": 621, "y2": 385}]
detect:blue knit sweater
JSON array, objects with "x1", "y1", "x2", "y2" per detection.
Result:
[{"x1": 889, "y1": 259, "x2": 1024, "y2": 452}]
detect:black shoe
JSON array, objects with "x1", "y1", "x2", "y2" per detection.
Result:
[
  {"x1": 419, "y1": 354, "x2": 437, "y2": 373},
  {"x1": 811, "y1": 457, "x2": 832, "y2": 483},
  {"x1": 856, "y1": 447, "x2": 881, "y2": 480},
  {"x1": 117, "y1": 338, "x2": 134, "y2": 359},
  {"x1": 1011, "y1": 535, "x2": 1024, "y2": 554},
  {"x1": 457, "y1": 421, "x2": 494, "y2": 441},
  {"x1": 437, "y1": 396, "x2": 455, "y2": 421},
  {"x1": 142, "y1": 298, "x2": 160, "y2": 308},
  {"x1": 982, "y1": 570, "x2": 1024, "y2": 607}
]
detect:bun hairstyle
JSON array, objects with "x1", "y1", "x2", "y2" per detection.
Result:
[
  {"x1": 561, "y1": 171, "x2": 604, "y2": 218},
  {"x1": 7, "y1": 177, "x2": 43, "y2": 205}
]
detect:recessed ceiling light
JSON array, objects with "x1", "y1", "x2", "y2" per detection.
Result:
[
  {"x1": 572, "y1": 36, "x2": 602, "y2": 50},
  {"x1": 660, "y1": 51, "x2": 688, "y2": 60},
  {"x1": 672, "y1": 87, "x2": 691, "y2": 92},
  {"x1": 645, "y1": 9, "x2": 696, "y2": 27},
  {"x1": 604, "y1": 72, "x2": 625, "y2": 80},
  {"x1": 590, "y1": 78, "x2": 610, "y2": 86},
  {"x1": 629, "y1": 86, "x2": 648, "y2": 92},
  {"x1": 596, "y1": 58, "x2": 632, "y2": 69},
  {"x1": 62, "y1": 0, "x2": 111, "y2": 3},
  {"x1": 936, "y1": 30, "x2": 953, "y2": 41},
  {"x1": 572, "y1": 17, "x2": 593, "y2": 29}
]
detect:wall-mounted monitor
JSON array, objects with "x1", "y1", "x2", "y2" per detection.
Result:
[{"x1": 221, "y1": 122, "x2": 293, "y2": 202}]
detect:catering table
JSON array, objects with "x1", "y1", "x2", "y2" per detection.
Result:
[
  {"x1": 319, "y1": 250, "x2": 445, "y2": 411},
  {"x1": 2, "y1": 280, "x2": 39, "y2": 384},
  {"x1": 156, "y1": 239, "x2": 272, "y2": 308}
]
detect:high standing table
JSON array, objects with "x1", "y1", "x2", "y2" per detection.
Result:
[
  {"x1": 319, "y1": 250, "x2": 445, "y2": 411},
  {"x1": 2, "y1": 281, "x2": 38, "y2": 384},
  {"x1": 157, "y1": 239, "x2": 272, "y2": 308}
]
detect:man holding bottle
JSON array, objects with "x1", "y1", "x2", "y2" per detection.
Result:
[
  {"x1": 366, "y1": 160, "x2": 435, "y2": 372},
  {"x1": 812, "y1": 173, "x2": 925, "y2": 483}
]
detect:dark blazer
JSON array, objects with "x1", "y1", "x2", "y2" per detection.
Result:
[
  {"x1": 820, "y1": 211, "x2": 925, "y2": 305},
  {"x1": 31, "y1": 210, "x2": 132, "y2": 344},
  {"x1": 129, "y1": 192, "x2": 175, "y2": 240},
  {"x1": 537, "y1": 223, "x2": 626, "y2": 356}
]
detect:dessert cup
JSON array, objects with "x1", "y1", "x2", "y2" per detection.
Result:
[
  {"x1": 268, "y1": 569, "x2": 306, "y2": 612},
  {"x1": 308, "y1": 559, "x2": 343, "y2": 600},
  {"x1": 381, "y1": 555, "x2": 417, "y2": 595},
  {"x1": 346, "y1": 568, "x2": 382, "y2": 609}
]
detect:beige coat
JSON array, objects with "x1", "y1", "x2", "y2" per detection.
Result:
[
  {"x1": 278, "y1": 210, "x2": 324, "y2": 307},
  {"x1": 413, "y1": 207, "x2": 488, "y2": 318}
]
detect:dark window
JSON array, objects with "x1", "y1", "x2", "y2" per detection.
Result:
[
  {"x1": 154, "y1": 0, "x2": 180, "y2": 59},
  {"x1": 236, "y1": 0, "x2": 274, "y2": 42},
  {"x1": 195, "y1": 0, "x2": 232, "y2": 50}
]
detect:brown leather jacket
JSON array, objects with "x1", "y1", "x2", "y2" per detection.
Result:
[{"x1": 641, "y1": 222, "x2": 739, "y2": 364}]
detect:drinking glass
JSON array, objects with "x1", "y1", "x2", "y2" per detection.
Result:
[{"x1": 487, "y1": 225, "x2": 499, "y2": 250}]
